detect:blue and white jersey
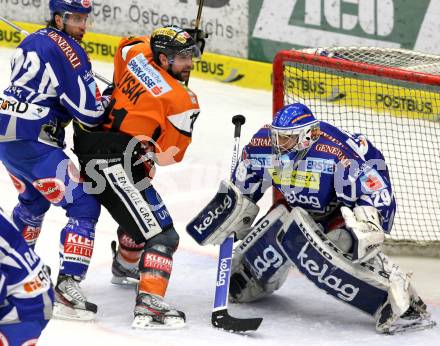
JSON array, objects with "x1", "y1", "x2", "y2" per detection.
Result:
[
  {"x1": 0, "y1": 27, "x2": 106, "y2": 148},
  {"x1": 0, "y1": 209, "x2": 53, "y2": 323},
  {"x1": 232, "y1": 121, "x2": 396, "y2": 233}
]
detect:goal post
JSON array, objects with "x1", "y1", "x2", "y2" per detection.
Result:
[{"x1": 273, "y1": 47, "x2": 440, "y2": 257}]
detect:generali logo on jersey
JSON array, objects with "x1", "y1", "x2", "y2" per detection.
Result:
[{"x1": 47, "y1": 31, "x2": 81, "y2": 69}]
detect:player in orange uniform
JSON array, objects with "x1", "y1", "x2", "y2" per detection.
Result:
[{"x1": 73, "y1": 25, "x2": 201, "y2": 329}]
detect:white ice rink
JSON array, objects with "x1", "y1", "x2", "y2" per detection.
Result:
[{"x1": 0, "y1": 47, "x2": 439, "y2": 346}]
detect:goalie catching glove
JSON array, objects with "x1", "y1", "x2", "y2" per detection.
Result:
[
  {"x1": 186, "y1": 180, "x2": 260, "y2": 245},
  {"x1": 340, "y1": 205, "x2": 385, "y2": 263}
]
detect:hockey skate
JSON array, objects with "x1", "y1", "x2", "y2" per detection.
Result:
[
  {"x1": 132, "y1": 292, "x2": 186, "y2": 330},
  {"x1": 110, "y1": 240, "x2": 140, "y2": 286},
  {"x1": 376, "y1": 297, "x2": 436, "y2": 334},
  {"x1": 53, "y1": 274, "x2": 97, "y2": 321}
]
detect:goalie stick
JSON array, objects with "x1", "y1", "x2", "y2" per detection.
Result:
[
  {"x1": 0, "y1": 15, "x2": 112, "y2": 86},
  {"x1": 211, "y1": 114, "x2": 263, "y2": 332}
]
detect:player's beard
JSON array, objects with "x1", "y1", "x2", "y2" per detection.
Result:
[
  {"x1": 177, "y1": 70, "x2": 191, "y2": 82},
  {"x1": 63, "y1": 27, "x2": 84, "y2": 43},
  {"x1": 168, "y1": 67, "x2": 191, "y2": 83}
]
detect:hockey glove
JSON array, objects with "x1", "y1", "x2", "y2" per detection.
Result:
[
  {"x1": 341, "y1": 205, "x2": 384, "y2": 263},
  {"x1": 184, "y1": 28, "x2": 208, "y2": 55},
  {"x1": 102, "y1": 84, "x2": 114, "y2": 97}
]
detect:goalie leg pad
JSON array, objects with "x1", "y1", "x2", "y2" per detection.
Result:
[
  {"x1": 281, "y1": 207, "x2": 429, "y2": 326},
  {"x1": 230, "y1": 205, "x2": 291, "y2": 303},
  {"x1": 186, "y1": 180, "x2": 260, "y2": 245},
  {"x1": 280, "y1": 207, "x2": 389, "y2": 316}
]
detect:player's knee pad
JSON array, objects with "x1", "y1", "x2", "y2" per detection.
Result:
[
  {"x1": 145, "y1": 226, "x2": 180, "y2": 252},
  {"x1": 186, "y1": 180, "x2": 260, "y2": 245},
  {"x1": 138, "y1": 243, "x2": 174, "y2": 297},
  {"x1": 59, "y1": 217, "x2": 97, "y2": 279},
  {"x1": 12, "y1": 203, "x2": 46, "y2": 249},
  {"x1": 64, "y1": 192, "x2": 101, "y2": 220},
  {"x1": 229, "y1": 205, "x2": 291, "y2": 303}
]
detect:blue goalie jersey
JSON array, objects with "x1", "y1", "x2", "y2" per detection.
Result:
[
  {"x1": 232, "y1": 122, "x2": 396, "y2": 233},
  {"x1": 0, "y1": 209, "x2": 54, "y2": 324},
  {"x1": 0, "y1": 27, "x2": 106, "y2": 148}
]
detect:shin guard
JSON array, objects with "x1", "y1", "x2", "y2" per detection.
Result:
[
  {"x1": 138, "y1": 245, "x2": 174, "y2": 297},
  {"x1": 59, "y1": 218, "x2": 96, "y2": 280}
]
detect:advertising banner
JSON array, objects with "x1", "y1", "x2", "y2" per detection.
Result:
[
  {"x1": 249, "y1": 0, "x2": 440, "y2": 63},
  {"x1": 0, "y1": 20, "x2": 120, "y2": 63},
  {"x1": 0, "y1": 0, "x2": 249, "y2": 58}
]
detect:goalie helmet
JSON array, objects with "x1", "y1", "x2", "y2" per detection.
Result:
[
  {"x1": 49, "y1": 0, "x2": 92, "y2": 16},
  {"x1": 150, "y1": 25, "x2": 201, "y2": 65},
  {"x1": 271, "y1": 103, "x2": 320, "y2": 157}
]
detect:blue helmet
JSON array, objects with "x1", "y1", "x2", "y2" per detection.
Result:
[
  {"x1": 271, "y1": 103, "x2": 320, "y2": 156},
  {"x1": 49, "y1": 0, "x2": 92, "y2": 16}
]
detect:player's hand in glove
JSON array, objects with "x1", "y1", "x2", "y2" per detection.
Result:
[
  {"x1": 183, "y1": 28, "x2": 208, "y2": 54},
  {"x1": 341, "y1": 205, "x2": 385, "y2": 263}
]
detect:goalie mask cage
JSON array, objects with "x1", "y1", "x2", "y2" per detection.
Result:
[{"x1": 273, "y1": 47, "x2": 440, "y2": 257}]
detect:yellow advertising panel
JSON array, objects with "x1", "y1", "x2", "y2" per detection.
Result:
[
  {"x1": 190, "y1": 52, "x2": 272, "y2": 91},
  {"x1": 284, "y1": 64, "x2": 440, "y2": 122},
  {"x1": 0, "y1": 20, "x2": 120, "y2": 63}
]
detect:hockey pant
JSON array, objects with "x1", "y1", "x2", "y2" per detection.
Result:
[
  {"x1": 0, "y1": 320, "x2": 49, "y2": 346},
  {"x1": 74, "y1": 129, "x2": 178, "y2": 297},
  {"x1": 231, "y1": 205, "x2": 415, "y2": 320},
  {"x1": 0, "y1": 140, "x2": 100, "y2": 279}
]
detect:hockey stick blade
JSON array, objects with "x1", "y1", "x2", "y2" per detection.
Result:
[{"x1": 212, "y1": 309, "x2": 263, "y2": 332}]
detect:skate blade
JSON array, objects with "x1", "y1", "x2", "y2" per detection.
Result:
[
  {"x1": 111, "y1": 275, "x2": 139, "y2": 286},
  {"x1": 131, "y1": 315, "x2": 186, "y2": 330},
  {"x1": 385, "y1": 319, "x2": 436, "y2": 334},
  {"x1": 53, "y1": 302, "x2": 96, "y2": 322}
]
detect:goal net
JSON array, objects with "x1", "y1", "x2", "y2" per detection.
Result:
[{"x1": 273, "y1": 47, "x2": 440, "y2": 257}]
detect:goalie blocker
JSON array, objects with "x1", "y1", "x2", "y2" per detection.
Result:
[{"x1": 186, "y1": 180, "x2": 260, "y2": 245}]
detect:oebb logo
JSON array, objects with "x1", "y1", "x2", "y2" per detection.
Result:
[{"x1": 82, "y1": 0, "x2": 91, "y2": 8}]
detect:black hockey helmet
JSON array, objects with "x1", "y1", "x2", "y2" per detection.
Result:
[{"x1": 150, "y1": 25, "x2": 200, "y2": 65}]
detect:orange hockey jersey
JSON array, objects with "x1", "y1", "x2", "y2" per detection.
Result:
[{"x1": 104, "y1": 36, "x2": 200, "y2": 165}]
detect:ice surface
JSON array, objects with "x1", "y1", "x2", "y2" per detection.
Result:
[{"x1": 0, "y1": 48, "x2": 438, "y2": 346}]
